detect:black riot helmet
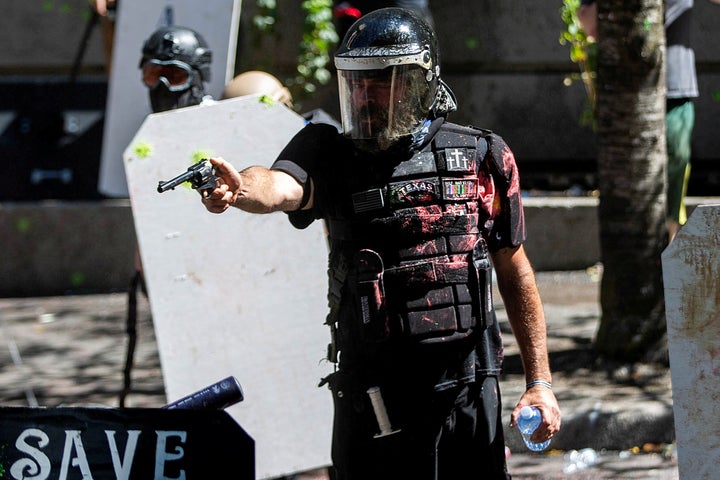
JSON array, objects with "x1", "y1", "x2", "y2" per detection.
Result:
[
  {"x1": 139, "y1": 26, "x2": 213, "y2": 112},
  {"x1": 334, "y1": 7, "x2": 455, "y2": 153}
]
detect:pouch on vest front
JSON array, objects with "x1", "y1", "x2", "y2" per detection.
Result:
[{"x1": 355, "y1": 249, "x2": 390, "y2": 342}]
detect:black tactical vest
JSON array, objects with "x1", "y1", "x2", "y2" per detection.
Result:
[{"x1": 326, "y1": 123, "x2": 496, "y2": 358}]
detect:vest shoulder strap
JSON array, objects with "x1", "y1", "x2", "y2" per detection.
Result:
[
  {"x1": 441, "y1": 122, "x2": 493, "y2": 137},
  {"x1": 437, "y1": 123, "x2": 490, "y2": 161}
]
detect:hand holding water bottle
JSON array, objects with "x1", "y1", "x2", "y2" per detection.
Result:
[
  {"x1": 510, "y1": 379, "x2": 561, "y2": 452},
  {"x1": 517, "y1": 406, "x2": 551, "y2": 451}
]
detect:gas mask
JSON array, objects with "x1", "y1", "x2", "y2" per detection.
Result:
[{"x1": 142, "y1": 59, "x2": 207, "y2": 112}]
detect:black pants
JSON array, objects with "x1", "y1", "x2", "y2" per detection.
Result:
[{"x1": 327, "y1": 372, "x2": 511, "y2": 480}]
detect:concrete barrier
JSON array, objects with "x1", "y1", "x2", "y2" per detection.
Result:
[
  {"x1": 522, "y1": 196, "x2": 600, "y2": 271},
  {"x1": 1, "y1": 197, "x2": 716, "y2": 297},
  {"x1": 0, "y1": 201, "x2": 137, "y2": 297}
]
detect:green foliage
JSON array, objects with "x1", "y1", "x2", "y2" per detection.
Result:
[
  {"x1": 252, "y1": 0, "x2": 338, "y2": 103},
  {"x1": 558, "y1": 0, "x2": 597, "y2": 128},
  {"x1": 295, "y1": 0, "x2": 338, "y2": 96},
  {"x1": 253, "y1": 0, "x2": 277, "y2": 32}
]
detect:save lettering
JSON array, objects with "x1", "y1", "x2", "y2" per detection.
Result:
[{"x1": 7, "y1": 428, "x2": 188, "y2": 480}]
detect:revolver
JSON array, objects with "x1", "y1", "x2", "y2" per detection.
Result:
[{"x1": 157, "y1": 159, "x2": 219, "y2": 195}]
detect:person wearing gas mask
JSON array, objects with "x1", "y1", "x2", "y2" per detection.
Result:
[
  {"x1": 119, "y1": 27, "x2": 214, "y2": 409},
  {"x1": 199, "y1": 8, "x2": 560, "y2": 480},
  {"x1": 139, "y1": 26, "x2": 213, "y2": 113}
]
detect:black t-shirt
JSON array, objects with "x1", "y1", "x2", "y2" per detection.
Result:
[{"x1": 270, "y1": 121, "x2": 527, "y2": 253}]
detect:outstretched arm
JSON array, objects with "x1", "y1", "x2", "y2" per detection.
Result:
[
  {"x1": 201, "y1": 157, "x2": 312, "y2": 214},
  {"x1": 492, "y1": 244, "x2": 561, "y2": 443}
]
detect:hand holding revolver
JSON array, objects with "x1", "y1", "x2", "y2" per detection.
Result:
[
  {"x1": 161, "y1": 156, "x2": 309, "y2": 215},
  {"x1": 157, "y1": 159, "x2": 222, "y2": 198},
  {"x1": 199, "y1": 158, "x2": 243, "y2": 214}
]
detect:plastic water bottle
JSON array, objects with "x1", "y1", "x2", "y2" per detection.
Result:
[{"x1": 517, "y1": 406, "x2": 551, "y2": 452}]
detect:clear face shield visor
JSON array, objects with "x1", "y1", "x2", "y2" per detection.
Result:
[{"x1": 337, "y1": 65, "x2": 436, "y2": 145}]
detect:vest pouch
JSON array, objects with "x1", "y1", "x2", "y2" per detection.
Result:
[
  {"x1": 355, "y1": 249, "x2": 390, "y2": 342},
  {"x1": 384, "y1": 262, "x2": 475, "y2": 343}
]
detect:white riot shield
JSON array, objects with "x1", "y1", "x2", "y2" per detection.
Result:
[
  {"x1": 100, "y1": 0, "x2": 240, "y2": 197},
  {"x1": 123, "y1": 96, "x2": 333, "y2": 479}
]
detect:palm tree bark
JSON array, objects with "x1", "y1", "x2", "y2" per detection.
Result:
[{"x1": 594, "y1": 0, "x2": 668, "y2": 362}]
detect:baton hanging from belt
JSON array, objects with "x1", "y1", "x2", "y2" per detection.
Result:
[{"x1": 367, "y1": 386, "x2": 401, "y2": 438}]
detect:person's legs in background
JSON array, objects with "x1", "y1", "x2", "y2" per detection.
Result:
[{"x1": 665, "y1": 98, "x2": 695, "y2": 242}]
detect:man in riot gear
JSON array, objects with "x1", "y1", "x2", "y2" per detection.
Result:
[
  {"x1": 139, "y1": 26, "x2": 213, "y2": 112},
  {"x1": 199, "y1": 8, "x2": 560, "y2": 479}
]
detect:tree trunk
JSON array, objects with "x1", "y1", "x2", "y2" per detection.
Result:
[{"x1": 594, "y1": 0, "x2": 668, "y2": 362}]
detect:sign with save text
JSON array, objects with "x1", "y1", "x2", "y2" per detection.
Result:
[{"x1": 0, "y1": 407, "x2": 254, "y2": 480}]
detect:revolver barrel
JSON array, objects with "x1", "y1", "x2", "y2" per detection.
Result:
[
  {"x1": 157, "y1": 160, "x2": 215, "y2": 194},
  {"x1": 157, "y1": 171, "x2": 193, "y2": 193}
]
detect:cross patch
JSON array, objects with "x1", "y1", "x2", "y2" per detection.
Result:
[{"x1": 444, "y1": 148, "x2": 473, "y2": 172}]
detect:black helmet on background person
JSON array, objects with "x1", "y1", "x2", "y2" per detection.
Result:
[
  {"x1": 139, "y1": 26, "x2": 213, "y2": 112},
  {"x1": 222, "y1": 71, "x2": 294, "y2": 108},
  {"x1": 140, "y1": 26, "x2": 212, "y2": 81},
  {"x1": 334, "y1": 7, "x2": 455, "y2": 153}
]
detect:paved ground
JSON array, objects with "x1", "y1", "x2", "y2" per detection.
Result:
[
  {"x1": 0, "y1": 270, "x2": 679, "y2": 479},
  {"x1": 499, "y1": 270, "x2": 678, "y2": 479}
]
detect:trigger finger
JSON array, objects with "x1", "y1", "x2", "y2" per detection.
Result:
[
  {"x1": 207, "y1": 184, "x2": 227, "y2": 200},
  {"x1": 222, "y1": 190, "x2": 235, "y2": 204}
]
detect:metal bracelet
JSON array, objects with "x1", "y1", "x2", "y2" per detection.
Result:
[{"x1": 526, "y1": 380, "x2": 553, "y2": 391}]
